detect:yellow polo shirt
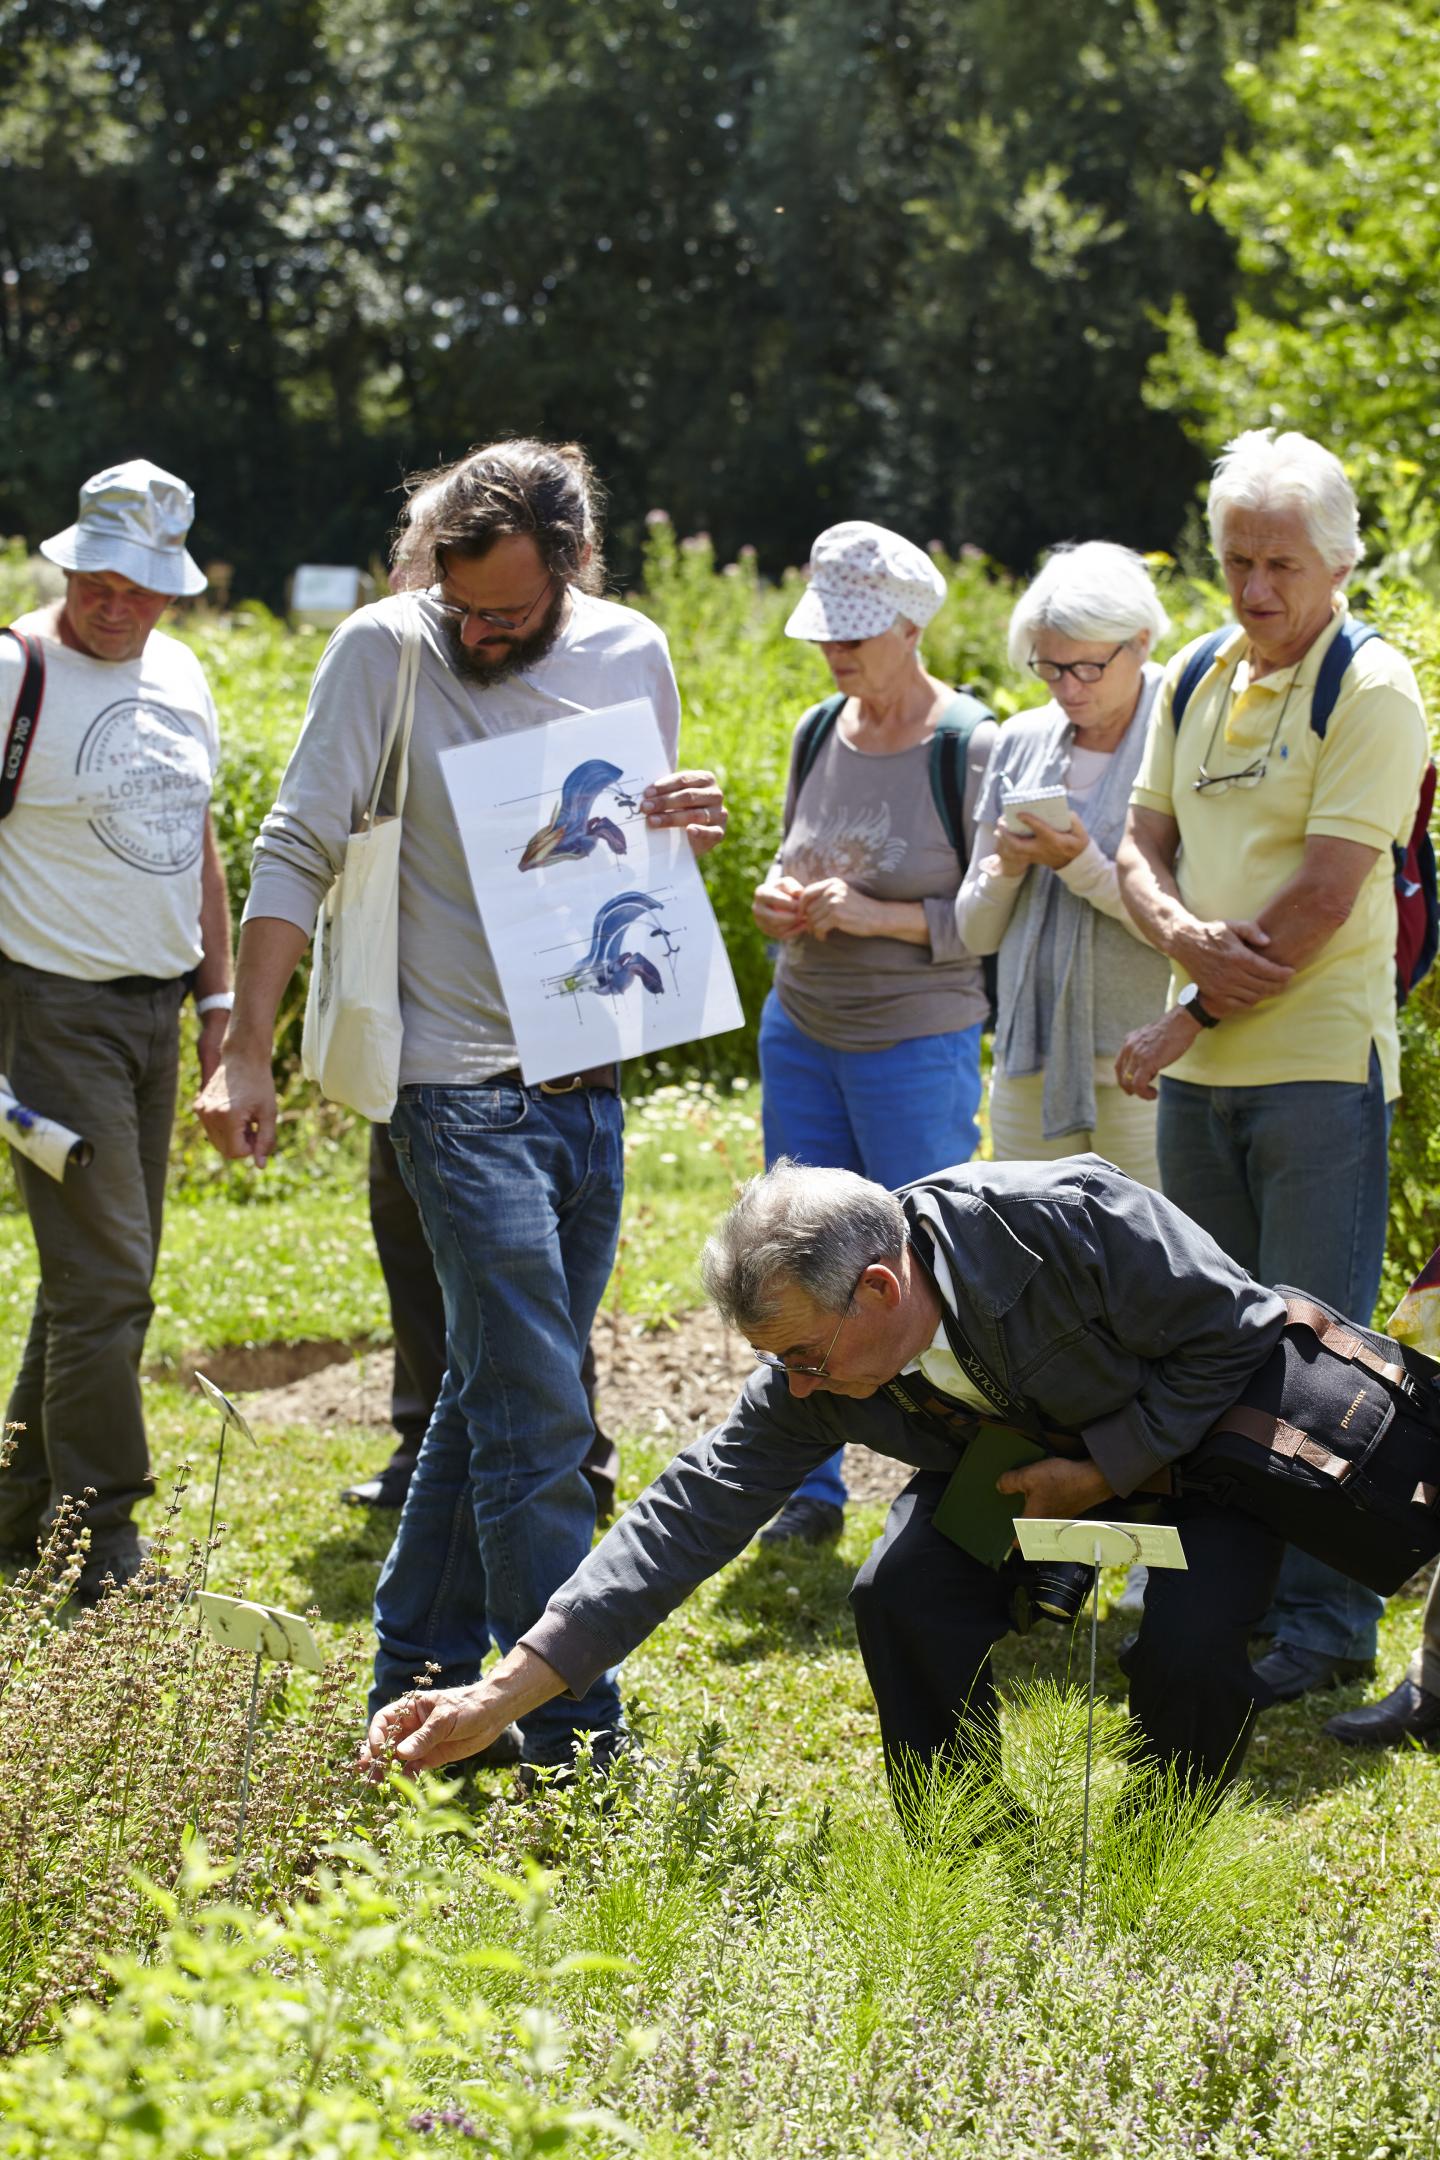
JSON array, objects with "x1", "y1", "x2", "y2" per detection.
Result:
[{"x1": 1130, "y1": 603, "x2": 1428, "y2": 1096}]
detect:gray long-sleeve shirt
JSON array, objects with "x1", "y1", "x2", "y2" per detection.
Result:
[
  {"x1": 245, "y1": 589, "x2": 681, "y2": 1085},
  {"x1": 521, "y1": 1156, "x2": 1286, "y2": 1697}
]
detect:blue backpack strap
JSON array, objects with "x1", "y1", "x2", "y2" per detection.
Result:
[
  {"x1": 1171, "y1": 628, "x2": 1233, "y2": 731},
  {"x1": 929, "y1": 689, "x2": 995, "y2": 865},
  {"x1": 1309, "y1": 618, "x2": 1381, "y2": 738},
  {"x1": 784, "y1": 692, "x2": 846, "y2": 835}
]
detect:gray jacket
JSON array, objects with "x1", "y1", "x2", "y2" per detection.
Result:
[{"x1": 522, "y1": 1157, "x2": 1286, "y2": 1697}]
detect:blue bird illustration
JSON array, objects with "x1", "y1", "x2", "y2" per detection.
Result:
[
  {"x1": 519, "y1": 758, "x2": 628, "y2": 870},
  {"x1": 557, "y1": 891, "x2": 667, "y2": 998}
]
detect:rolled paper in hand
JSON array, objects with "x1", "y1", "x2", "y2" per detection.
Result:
[{"x1": 0, "y1": 1075, "x2": 93, "y2": 1182}]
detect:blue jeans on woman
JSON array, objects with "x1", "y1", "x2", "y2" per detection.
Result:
[
  {"x1": 1157, "y1": 1048, "x2": 1393, "y2": 1664},
  {"x1": 758, "y1": 992, "x2": 984, "y2": 1508},
  {"x1": 370, "y1": 1079, "x2": 625, "y2": 1765}
]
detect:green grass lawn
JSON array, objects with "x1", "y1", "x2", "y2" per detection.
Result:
[{"x1": 4, "y1": 1078, "x2": 1440, "y2": 2154}]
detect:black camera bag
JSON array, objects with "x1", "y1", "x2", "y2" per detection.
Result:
[{"x1": 1183, "y1": 1288, "x2": 1440, "y2": 1594}]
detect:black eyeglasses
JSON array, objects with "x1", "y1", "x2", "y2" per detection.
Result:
[
  {"x1": 432, "y1": 575, "x2": 554, "y2": 634},
  {"x1": 1192, "y1": 674, "x2": 1297, "y2": 794},
  {"x1": 751, "y1": 1268, "x2": 869, "y2": 1379},
  {"x1": 1028, "y1": 643, "x2": 1129, "y2": 685}
]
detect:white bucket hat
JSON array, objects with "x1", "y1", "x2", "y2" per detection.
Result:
[
  {"x1": 40, "y1": 459, "x2": 207, "y2": 598},
  {"x1": 785, "y1": 520, "x2": 947, "y2": 642}
]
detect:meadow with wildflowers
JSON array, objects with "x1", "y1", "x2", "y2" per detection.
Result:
[{"x1": 1, "y1": 546, "x2": 1440, "y2": 2150}]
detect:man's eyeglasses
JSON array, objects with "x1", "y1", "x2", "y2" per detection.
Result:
[
  {"x1": 750, "y1": 1269, "x2": 869, "y2": 1380},
  {"x1": 432, "y1": 574, "x2": 554, "y2": 634},
  {"x1": 1192, "y1": 674, "x2": 1296, "y2": 794},
  {"x1": 1028, "y1": 643, "x2": 1129, "y2": 685},
  {"x1": 1192, "y1": 757, "x2": 1271, "y2": 794}
]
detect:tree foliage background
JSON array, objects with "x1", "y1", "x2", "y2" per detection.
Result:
[
  {"x1": 0, "y1": 0, "x2": 1296, "y2": 600},
  {"x1": 1148, "y1": 0, "x2": 1440, "y2": 577}
]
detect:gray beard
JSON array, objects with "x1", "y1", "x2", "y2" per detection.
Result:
[{"x1": 442, "y1": 585, "x2": 567, "y2": 686}]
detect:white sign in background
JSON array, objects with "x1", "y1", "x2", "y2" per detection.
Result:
[{"x1": 441, "y1": 700, "x2": 744, "y2": 1084}]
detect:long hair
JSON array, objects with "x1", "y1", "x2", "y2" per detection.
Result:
[{"x1": 390, "y1": 439, "x2": 606, "y2": 593}]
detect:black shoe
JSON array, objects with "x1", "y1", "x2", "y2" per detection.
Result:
[
  {"x1": 450, "y1": 1723, "x2": 524, "y2": 1773},
  {"x1": 339, "y1": 1468, "x2": 414, "y2": 1509},
  {"x1": 516, "y1": 1724, "x2": 632, "y2": 1795},
  {"x1": 1252, "y1": 1641, "x2": 1376, "y2": 1705},
  {"x1": 759, "y1": 1497, "x2": 844, "y2": 1548},
  {"x1": 74, "y1": 1537, "x2": 169, "y2": 1609},
  {"x1": 1324, "y1": 1677, "x2": 1440, "y2": 1749}
]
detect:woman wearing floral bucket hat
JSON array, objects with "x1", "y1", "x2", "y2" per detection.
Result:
[{"x1": 751, "y1": 521, "x2": 996, "y2": 1545}]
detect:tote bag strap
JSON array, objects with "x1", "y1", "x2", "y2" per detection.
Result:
[{"x1": 362, "y1": 602, "x2": 422, "y2": 830}]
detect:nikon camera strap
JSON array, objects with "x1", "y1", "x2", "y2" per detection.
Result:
[{"x1": 0, "y1": 628, "x2": 46, "y2": 822}]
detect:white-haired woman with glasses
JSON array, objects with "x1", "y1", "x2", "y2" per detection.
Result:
[{"x1": 956, "y1": 542, "x2": 1171, "y2": 1184}]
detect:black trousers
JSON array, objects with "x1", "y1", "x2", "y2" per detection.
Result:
[
  {"x1": 367, "y1": 1122, "x2": 617, "y2": 1496},
  {"x1": 850, "y1": 1470, "x2": 1284, "y2": 1792}
]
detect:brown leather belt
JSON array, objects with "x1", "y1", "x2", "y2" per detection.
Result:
[{"x1": 488, "y1": 1063, "x2": 619, "y2": 1094}]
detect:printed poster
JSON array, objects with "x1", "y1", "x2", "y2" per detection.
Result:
[{"x1": 441, "y1": 699, "x2": 744, "y2": 1083}]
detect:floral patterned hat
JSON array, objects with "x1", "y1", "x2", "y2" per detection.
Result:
[{"x1": 785, "y1": 520, "x2": 947, "y2": 642}]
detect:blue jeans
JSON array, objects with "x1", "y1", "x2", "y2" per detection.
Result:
[
  {"x1": 759, "y1": 993, "x2": 984, "y2": 1508},
  {"x1": 371, "y1": 1080, "x2": 625, "y2": 1763},
  {"x1": 1157, "y1": 1049, "x2": 1393, "y2": 1663}
]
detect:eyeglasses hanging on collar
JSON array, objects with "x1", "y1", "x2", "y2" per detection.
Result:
[{"x1": 1192, "y1": 673, "x2": 1299, "y2": 794}]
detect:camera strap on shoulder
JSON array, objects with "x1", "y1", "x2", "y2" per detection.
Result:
[{"x1": 0, "y1": 627, "x2": 45, "y2": 822}]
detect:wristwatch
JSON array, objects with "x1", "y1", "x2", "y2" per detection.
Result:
[{"x1": 1177, "y1": 982, "x2": 1220, "y2": 1029}]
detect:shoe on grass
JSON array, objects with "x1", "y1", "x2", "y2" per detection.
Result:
[
  {"x1": 1324, "y1": 1677, "x2": 1440, "y2": 1749},
  {"x1": 759, "y1": 1496, "x2": 844, "y2": 1548},
  {"x1": 1252, "y1": 1640, "x2": 1375, "y2": 1705},
  {"x1": 339, "y1": 1467, "x2": 414, "y2": 1509},
  {"x1": 515, "y1": 1724, "x2": 635, "y2": 1796},
  {"x1": 74, "y1": 1536, "x2": 174, "y2": 1609}
]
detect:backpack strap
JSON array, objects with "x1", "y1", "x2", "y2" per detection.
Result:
[
  {"x1": 929, "y1": 689, "x2": 994, "y2": 866},
  {"x1": 1208, "y1": 1404, "x2": 1353, "y2": 1484},
  {"x1": 1170, "y1": 629, "x2": 1234, "y2": 731},
  {"x1": 1281, "y1": 1292, "x2": 1409, "y2": 1389},
  {"x1": 0, "y1": 628, "x2": 45, "y2": 822},
  {"x1": 1309, "y1": 618, "x2": 1381, "y2": 739},
  {"x1": 782, "y1": 692, "x2": 846, "y2": 836}
]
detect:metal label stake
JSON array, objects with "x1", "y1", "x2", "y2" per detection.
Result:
[
  {"x1": 196, "y1": 1592, "x2": 322, "y2": 1870},
  {"x1": 1014, "y1": 1516, "x2": 1188, "y2": 1926},
  {"x1": 193, "y1": 1373, "x2": 259, "y2": 1595}
]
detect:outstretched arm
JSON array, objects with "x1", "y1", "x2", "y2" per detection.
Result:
[{"x1": 363, "y1": 1644, "x2": 565, "y2": 1775}]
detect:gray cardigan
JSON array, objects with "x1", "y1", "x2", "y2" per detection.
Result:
[
  {"x1": 968, "y1": 669, "x2": 1171, "y2": 1137},
  {"x1": 521, "y1": 1158, "x2": 1285, "y2": 1697}
]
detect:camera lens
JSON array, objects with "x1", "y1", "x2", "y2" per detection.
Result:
[{"x1": 1027, "y1": 1560, "x2": 1096, "y2": 1626}]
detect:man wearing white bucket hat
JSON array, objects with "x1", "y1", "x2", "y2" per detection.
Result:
[{"x1": 0, "y1": 460, "x2": 233, "y2": 1601}]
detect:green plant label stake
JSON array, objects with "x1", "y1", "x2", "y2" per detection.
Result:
[
  {"x1": 195, "y1": 1591, "x2": 323, "y2": 1872},
  {"x1": 193, "y1": 1372, "x2": 260, "y2": 1594},
  {"x1": 1013, "y1": 1517, "x2": 1188, "y2": 1926}
]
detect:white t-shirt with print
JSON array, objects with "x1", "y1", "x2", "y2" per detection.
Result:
[{"x1": 0, "y1": 611, "x2": 219, "y2": 979}]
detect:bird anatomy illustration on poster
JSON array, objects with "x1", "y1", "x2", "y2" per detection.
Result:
[{"x1": 441, "y1": 699, "x2": 743, "y2": 1083}]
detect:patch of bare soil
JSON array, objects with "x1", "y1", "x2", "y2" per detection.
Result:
[
  {"x1": 216, "y1": 1308, "x2": 910, "y2": 1507},
  {"x1": 174, "y1": 1337, "x2": 376, "y2": 1395}
]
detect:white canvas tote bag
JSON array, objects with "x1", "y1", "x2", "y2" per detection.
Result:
[{"x1": 301, "y1": 604, "x2": 420, "y2": 1120}]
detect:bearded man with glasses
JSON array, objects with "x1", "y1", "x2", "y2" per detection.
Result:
[
  {"x1": 200, "y1": 439, "x2": 726, "y2": 1781},
  {"x1": 1114, "y1": 428, "x2": 1428, "y2": 1709}
]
